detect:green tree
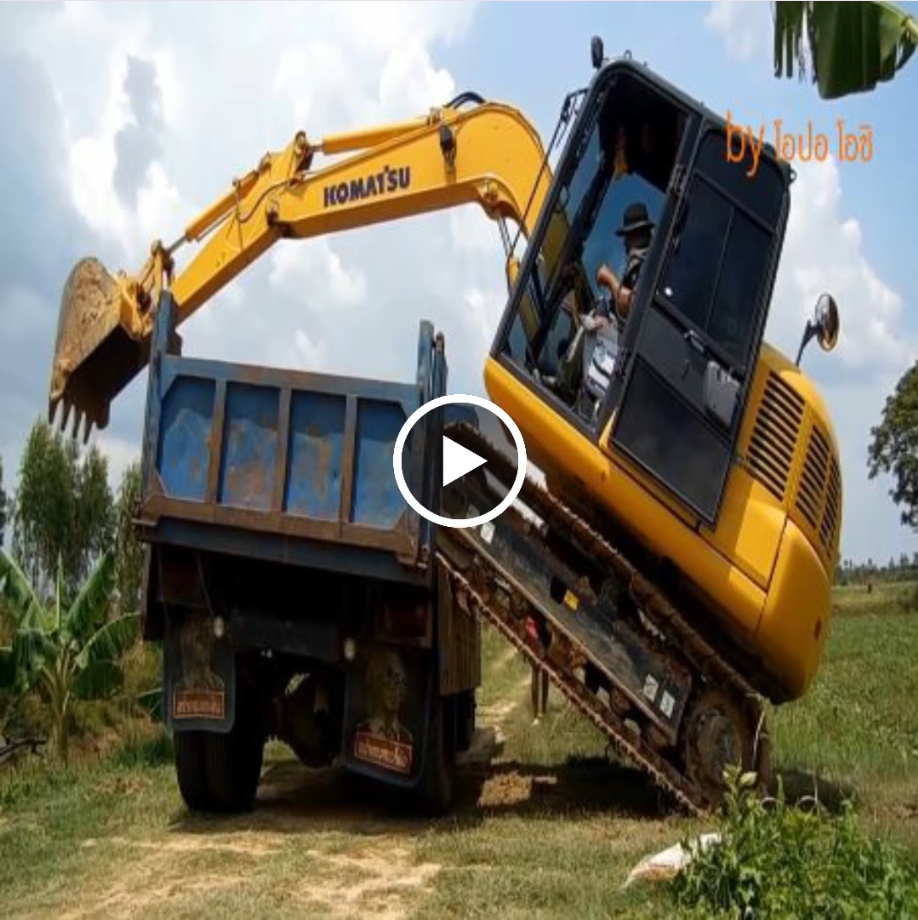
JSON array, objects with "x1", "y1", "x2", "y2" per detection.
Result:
[
  {"x1": 868, "y1": 362, "x2": 918, "y2": 529},
  {"x1": 0, "y1": 454, "x2": 8, "y2": 548},
  {"x1": 0, "y1": 548, "x2": 138, "y2": 763},
  {"x1": 11, "y1": 419, "x2": 114, "y2": 601},
  {"x1": 114, "y1": 461, "x2": 145, "y2": 616},
  {"x1": 774, "y1": 1, "x2": 917, "y2": 98}
]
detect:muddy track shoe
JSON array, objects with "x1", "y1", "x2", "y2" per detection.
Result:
[{"x1": 436, "y1": 421, "x2": 772, "y2": 814}]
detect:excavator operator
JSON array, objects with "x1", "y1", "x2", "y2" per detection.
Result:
[
  {"x1": 596, "y1": 200, "x2": 654, "y2": 321},
  {"x1": 580, "y1": 200, "x2": 655, "y2": 412}
]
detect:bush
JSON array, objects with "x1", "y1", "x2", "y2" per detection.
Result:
[
  {"x1": 112, "y1": 728, "x2": 173, "y2": 768},
  {"x1": 671, "y1": 765, "x2": 918, "y2": 918}
]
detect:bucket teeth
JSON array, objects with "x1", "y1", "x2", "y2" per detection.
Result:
[{"x1": 46, "y1": 255, "x2": 128, "y2": 443}]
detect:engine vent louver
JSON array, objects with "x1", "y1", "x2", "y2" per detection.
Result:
[
  {"x1": 797, "y1": 424, "x2": 842, "y2": 554},
  {"x1": 746, "y1": 372, "x2": 804, "y2": 502},
  {"x1": 743, "y1": 369, "x2": 842, "y2": 565}
]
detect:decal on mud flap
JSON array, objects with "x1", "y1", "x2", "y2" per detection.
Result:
[
  {"x1": 660, "y1": 690, "x2": 676, "y2": 719},
  {"x1": 347, "y1": 645, "x2": 427, "y2": 780},
  {"x1": 642, "y1": 673, "x2": 659, "y2": 704},
  {"x1": 163, "y1": 611, "x2": 235, "y2": 732}
]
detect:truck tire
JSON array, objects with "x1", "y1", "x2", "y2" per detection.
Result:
[
  {"x1": 414, "y1": 695, "x2": 455, "y2": 816},
  {"x1": 203, "y1": 693, "x2": 265, "y2": 813},
  {"x1": 174, "y1": 730, "x2": 215, "y2": 812},
  {"x1": 456, "y1": 690, "x2": 476, "y2": 752}
]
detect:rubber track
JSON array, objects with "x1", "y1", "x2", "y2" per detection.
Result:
[{"x1": 437, "y1": 422, "x2": 773, "y2": 811}]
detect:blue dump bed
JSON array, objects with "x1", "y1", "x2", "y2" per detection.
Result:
[{"x1": 137, "y1": 293, "x2": 444, "y2": 587}]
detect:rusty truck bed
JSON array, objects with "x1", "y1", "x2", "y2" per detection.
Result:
[{"x1": 136, "y1": 292, "x2": 445, "y2": 587}]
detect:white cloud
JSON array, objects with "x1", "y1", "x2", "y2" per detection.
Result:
[
  {"x1": 269, "y1": 239, "x2": 368, "y2": 309},
  {"x1": 1, "y1": 0, "x2": 914, "y2": 566},
  {"x1": 462, "y1": 286, "x2": 506, "y2": 357},
  {"x1": 95, "y1": 432, "x2": 141, "y2": 493},
  {"x1": 705, "y1": 0, "x2": 771, "y2": 62},
  {"x1": 762, "y1": 154, "x2": 918, "y2": 560},
  {"x1": 766, "y1": 155, "x2": 917, "y2": 375}
]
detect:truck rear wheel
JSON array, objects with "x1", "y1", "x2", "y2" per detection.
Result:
[
  {"x1": 173, "y1": 691, "x2": 265, "y2": 814},
  {"x1": 174, "y1": 730, "x2": 214, "y2": 811},
  {"x1": 413, "y1": 694, "x2": 455, "y2": 816}
]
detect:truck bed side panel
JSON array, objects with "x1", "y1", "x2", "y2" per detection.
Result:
[{"x1": 138, "y1": 294, "x2": 440, "y2": 587}]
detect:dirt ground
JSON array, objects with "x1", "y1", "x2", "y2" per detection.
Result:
[{"x1": 4, "y1": 644, "x2": 676, "y2": 920}]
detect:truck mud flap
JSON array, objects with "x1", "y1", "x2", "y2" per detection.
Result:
[
  {"x1": 163, "y1": 610, "x2": 236, "y2": 733},
  {"x1": 340, "y1": 642, "x2": 433, "y2": 788}
]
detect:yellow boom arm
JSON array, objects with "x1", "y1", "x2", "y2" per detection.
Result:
[{"x1": 49, "y1": 98, "x2": 554, "y2": 440}]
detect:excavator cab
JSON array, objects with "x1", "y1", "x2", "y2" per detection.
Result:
[{"x1": 493, "y1": 55, "x2": 790, "y2": 526}]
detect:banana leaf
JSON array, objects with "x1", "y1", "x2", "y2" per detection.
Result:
[
  {"x1": 62, "y1": 551, "x2": 115, "y2": 647},
  {"x1": 0, "y1": 550, "x2": 53, "y2": 632},
  {"x1": 774, "y1": 1, "x2": 917, "y2": 98}
]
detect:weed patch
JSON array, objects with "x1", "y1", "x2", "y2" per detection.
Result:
[
  {"x1": 672, "y1": 767, "x2": 918, "y2": 918},
  {"x1": 112, "y1": 728, "x2": 173, "y2": 769}
]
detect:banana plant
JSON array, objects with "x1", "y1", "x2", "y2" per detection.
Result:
[
  {"x1": 774, "y1": 1, "x2": 917, "y2": 98},
  {"x1": 0, "y1": 548, "x2": 139, "y2": 764}
]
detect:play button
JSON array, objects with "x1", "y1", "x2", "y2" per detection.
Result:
[
  {"x1": 442, "y1": 435, "x2": 487, "y2": 487},
  {"x1": 393, "y1": 394, "x2": 527, "y2": 530}
]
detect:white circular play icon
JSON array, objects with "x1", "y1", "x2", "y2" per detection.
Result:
[{"x1": 392, "y1": 394, "x2": 527, "y2": 530}]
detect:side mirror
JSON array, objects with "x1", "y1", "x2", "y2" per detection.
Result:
[
  {"x1": 591, "y1": 36, "x2": 604, "y2": 70},
  {"x1": 795, "y1": 293, "x2": 840, "y2": 366}
]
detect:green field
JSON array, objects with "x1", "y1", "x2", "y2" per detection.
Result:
[{"x1": 2, "y1": 585, "x2": 918, "y2": 918}]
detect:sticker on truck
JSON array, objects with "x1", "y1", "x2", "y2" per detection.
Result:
[
  {"x1": 344, "y1": 642, "x2": 431, "y2": 784},
  {"x1": 351, "y1": 646, "x2": 415, "y2": 774},
  {"x1": 163, "y1": 611, "x2": 235, "y2": 732}
]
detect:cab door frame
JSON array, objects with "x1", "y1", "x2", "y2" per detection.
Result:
[{"x1": 602, "y1": 117, "x2": 792, "y2": 526}]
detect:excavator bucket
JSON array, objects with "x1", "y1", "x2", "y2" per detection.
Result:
[{"x1": 48, "y1": 257, "x2": 149, "y2": 441}]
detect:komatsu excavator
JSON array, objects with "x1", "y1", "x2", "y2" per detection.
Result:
[{"x1": 46, "y1": 41, "x2": 843, "y2": 813}]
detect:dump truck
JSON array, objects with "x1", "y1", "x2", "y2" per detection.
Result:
[
  {"x1": 47, "y1": 41, "x2": 843, "y2": 815},
  {"x1": 134, "y1": 288, "x2": 481, "y2": 813}
]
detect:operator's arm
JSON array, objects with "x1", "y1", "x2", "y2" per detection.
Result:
[{"x1": 595, "y1": 264, "x2": 633, "y2": 319}]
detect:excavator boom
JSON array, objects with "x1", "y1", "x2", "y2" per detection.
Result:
[{"x1": 48, "y1": 97, "x2": 555, "y2": 440}]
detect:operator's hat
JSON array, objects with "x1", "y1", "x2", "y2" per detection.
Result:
[{"x1": 615, "y1": 202, "x2": 654, "y2": 236}]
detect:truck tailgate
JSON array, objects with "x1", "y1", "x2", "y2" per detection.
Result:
[{"x1": 138, "y1": 294, "x2": 442, "y2": 585}]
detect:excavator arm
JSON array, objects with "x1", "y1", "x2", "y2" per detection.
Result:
[{"x1": 48, "y1": 96, "x2": 557, "y2": 440}]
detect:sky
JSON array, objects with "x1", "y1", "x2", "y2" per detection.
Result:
[{"x1": 0, "y1": 0, "x2": 916, "y2": 566}]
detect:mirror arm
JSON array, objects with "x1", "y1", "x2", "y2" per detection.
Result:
[{"x1": 795, "y1": 321, "x2": 817, "y2": 366}]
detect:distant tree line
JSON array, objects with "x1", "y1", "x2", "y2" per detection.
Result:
[
  {"x1": 1, "y1": 416, "x2": 916, "y2": 600},
  {"x1": 835, "y1": 554, "x2": 918, "y2": 588},
  {"x1": 0, "y1": 417, "x2": 144, "y2": 615}
]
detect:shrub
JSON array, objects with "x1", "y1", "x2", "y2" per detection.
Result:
[
  {"x1": 671, "y1": 765, "x2": 918, "y2": 918},
  {"x1": 112, "y1": 728, "x2": 173, "y2": 768}
]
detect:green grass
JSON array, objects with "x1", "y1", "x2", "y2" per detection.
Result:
[
  {"x1": 767, "y1": 608, "x2": 918, "y2": 853},
  {"x1": 0, "y1": 590, "x2": 916, "y2": 918},
  {"x1": 832, "y1": 579, "x2": 918, "y2": 616}
]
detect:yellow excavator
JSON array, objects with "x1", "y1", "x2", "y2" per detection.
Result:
[{"x1": 46, "y1": 41, "x2": 842, "y2": 813}]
